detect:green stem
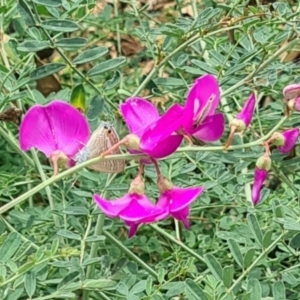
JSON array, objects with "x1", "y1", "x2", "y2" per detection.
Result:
[
  {"x1": 30, "y1": 2, "x2": 117, "y2": 110},
  {"x1": 150, "y1": 224, "x2": 205, "y2": 263},
  {"x1": 222, "y1": 231, "x2": 286, "y2": 298},
  {"x1": 103, "y1": 230, "x2": 158, "y2": 279},
  {"x1": 31, "y1": 150, "x2": 61, "y2": 229},
  {"x1": 0, "y1": 125, "x2": 34, "y2": 167},
  {"x1": 0, "y1": 114, "x2": 287, "y2": 216},
  {"x1": 132, "y1": 25, "x2": 242, "y2": 97},
  {"x1": 221, "y1": 39, "x2": 298, "y2": 97}
]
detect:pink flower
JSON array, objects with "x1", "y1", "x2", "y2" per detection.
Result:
[
  {"x1": 19, "y1": 100, "x2": 89, "y2": 174},
  {"x1": 252, "y1": 168, "x2": 268, "y2": 206},
  {"x1": 224, "y1": 94, "x2": 255, "y2": 148},
  {"x1": 267, "y1": 128, "x2": 299, "y2": 154},
  {"x1": 120, "y1": 97, "x2": 183, "y2": 159},
  {"x1": 155, "y1": 176, "x2": 204, "y2": 228},
  {"x1": 139, "y1": 75, "x2": 225, "y2": 154},
  {"x1": 93, "y1": 176, "x2": 165, "y2": 237},
  {"x1": 182, "y1": 74, "x2": 224, "y2": 142},
  {"x1": 283, "y1": 84, "x2": 300, "y2": 100},
  {"x1": 287, "y1": 97, "x2": 300, "y2": 112},
  {"x1": 251, "y1": 155, "x2": 271, "y2": 205},
  {"x1": 235, "y1": 93, "x2": 255, "y2": 128}
]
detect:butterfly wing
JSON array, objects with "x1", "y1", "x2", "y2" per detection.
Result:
[{"x1": 85, "y1": 122, "x2": 125, "y2": 173}]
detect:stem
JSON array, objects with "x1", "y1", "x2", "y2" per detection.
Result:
[
  {"x1": 0, "y1": 125, "x2": 34, "y2": 167},
  {"x1": 0, "y1": 114, "x2": 287, "y2": 216},
  {"x1": 31, "y1": 150, "x2": 61, "y2": 229},
  {"x1": 30, "y1": 2, "x2": 117, "y2": 110},
  {"x1": 150, "y1": 224, "x2": 205, "y2": 263},
  {"x1": 221, "y1": 39, "x2": 298, "y2": 97},
  {"x1": 82, "y1": 174, "x2": 116, "y2": 300},
  {"x1": 222, "y1": 231, "x2": 286, "y2": 298},
  {"x1": 103, "y1": 230, "x2": 158, "y2": 279}
]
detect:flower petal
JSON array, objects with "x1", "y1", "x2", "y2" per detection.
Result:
[
  {"x1": 192, "y1": 113, "x2": 225, "y2": 142},
  {"x1": 19, "y1": 100, "x2": 89, "y2": 157},
  {"x1": 283, "y1": 84, "x2": 300, "y2": 100},
  {"x1": 119, "y1": 97, "x2": 159, "y2": 137},
  {"x1": 251, "y1": 168, "x2": 268, "y2": 205},
  {"x1": 171, "y1": 207, "x2": 190, "y2": 228},
  {"x1": 123, "y1": 221, "x2": 139, "y2": 238},
  {"x1": 236, "y1": 93, "x2": 255, "y2": 127},
  {"x1": 278, "y1": 128, "x2": 299, "y2": 154},
  {"x1": 168, "y1": 187, "x2": 204, "y2": 212},
  {"x1": 119, "y1": 195, "x2": 163, "y2": 222},
  {"x1": 183, "y1": 74, "x2": 220, "y2": 133},
  {"x1": 93, "y1": 193, "x2": 132, "y2": 218},
  {"x1": 139, "y1": 104, "x2": 184, "y2": 158}
]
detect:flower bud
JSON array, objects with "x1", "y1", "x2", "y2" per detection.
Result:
[
  {"x1": 283, "y1": 84, "x2": 300, "y2": 100},
  {"x1": 287, "y1": 97, "x2": 300, "y2": 112},
  {"x1": 157, "y1": 175, "x2": 174, "y2": 193},
  {"x1": 128, "y1": 175, "x2": 145, "y2": 195},
  {"x1": 256, "y1": 155, "x2": 271, "y2": 171},
  {"x1": 235, "y1": 93, "x2": 256, "y2": 128},
  {"x1": 124, "y1": 134, "x2": 141, "y2": 151}
]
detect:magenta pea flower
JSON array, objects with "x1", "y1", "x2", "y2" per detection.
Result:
[
  {"x1": 93, "y1": 175, "x2": 165, "y2": 237},
  {"x1": 266, "y1": 128, "x2": 299, "y2": 154},
  {"x1": 224, "y1": 93, "x2": 256, "y2": 148},
  {"x1": 19, "y1": 100, "x2": 89, "y2": 175},
  {"x1": 119, "y1": 97, "x2": 183, "y2": 159},
  {"x1": 252, "y1": 155, "x2": 271, "y2": 206},
  {"x1": 139, "y1": 74, "x2": 225, "y2": 154},
  {"x1": 283, "y1": 84, "x2": 300, "y2": 100},
  {"x1": 181, "y1": 74, "x2": 224, "y2": 142},
  {"x1": 283, "y1": 84, "x2": 300, "y2": 114},
  {"x1": 154, "y1": 175, "x2": 204, "y2": 228}
]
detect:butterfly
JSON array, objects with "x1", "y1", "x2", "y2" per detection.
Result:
[{"x1": 75, "y1": 121, "x2": 125, "y2": 173}]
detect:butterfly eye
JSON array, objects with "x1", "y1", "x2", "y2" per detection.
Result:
[{"x1": 104, "y1": 125, "x2": 108, "y2": 129}]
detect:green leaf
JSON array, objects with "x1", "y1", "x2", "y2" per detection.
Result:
[
  {"x1": 103, "y1": 70, "x2": 121, "y2": 90},
  {"x1": 58, "y1": 271, "x2": 80, "y2": 290},
  {"x1": 41, "y1": 19, "x2": 79, "y2": 32},
  {"x1": 0, "y1": 232, "x2": 22, "y2": 263},
  {"x1": 87, "y1": 57, "x2": 126, "y2": 77},
  {"x1": 73, "y1": 46, "x2": 108, "y2": 64},
  {"x1": 56, "y1": 230, "x2": 81, "y2": 241},
  {"x1": 157, "y1": 268, "x2": 165, "y2": 283},
  {"x1": 85, "y1": 235, "x2": 106, "y2": 242},
  {"x1": 146, "y1": 276, "x2": 153, "y2": 295},
  {"x1": 130, "y1": 280, "x2": 146, "y2": 294},
  {"x1": 17, "y1": 40, "x2": 50, "y2": 52},
  {"x1": 153, "y1": 77, "x2": 185, "y2": 87},
  {"x1": 30, "y1": 63, "x2": 66, "y2": 80},
  {"x1": 248, "y1": 278, "x2": 261, "y2": 300},
  {"x1": 24, "y1": 271, "x2": 36, "y2": 297},
  {"x1": 191, "y1": 59, "x2": 218, "y2": 75},
  {"x1": 82, "y1": 279, "x2": 117, "y2": 289},
  {"x1": 262, "y1": 230, "x2": 273, "y2": 248},
  {"x1": 82, "y1": 257, "x2": 102, "y2": 266},
  {"x1": 6, "y1": 287, "x2": 24, "y2": 300},
  {"x1": 222, "y1": 265, "x2": 234, "y2": 288},
  {"x1": 18, "y1": 0, "x2": 35, "y2": 26},
  {"x1": 56, "y1": 37, "x2": 87, "y2": 49},
  {"x1": 86, "y1": 95, "x2": 104, "y2": 121},
  {"x1": 62, "y1": 206, "x2": 89, "y2": 216},
  {"x1": 243, "y1": 248, "x2": 255, "y2": 269},
  {"x1": 290, "y1": 233, "x2": 300, "y2": 249},
  {"x1": 247, "y1": 213, "x2": 263, "y2": 246},
  {"x1": 51, "y1": 238, "x2": 59, "y2": 255},
  {"x1": 204, "y1": 254, "x2": 223, "y2": 281},
  {"x1": 273, "y1": 281, "x2": 286, "y2": 300},
  {"x1": 70, "y1": 84, "x2": 86, "y2": 112},
  {"x1": 227, "y1": 239, "x2": 243, "y2": 268},
  {"x1": 32, "y1": 0, "x2": 62, "y2": 7},
  {"x1": 185, "y1": 279, "x2": 208, "y2": 300}
]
